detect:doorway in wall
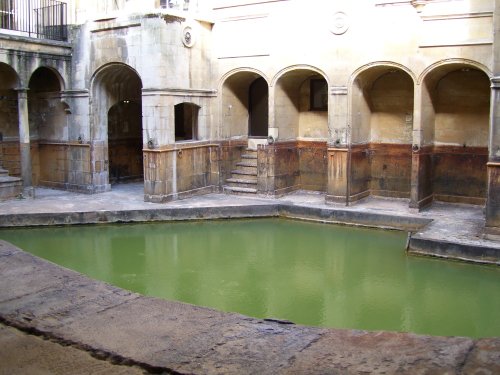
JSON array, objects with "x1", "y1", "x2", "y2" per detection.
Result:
[{"x1": 249, "y1": 77, "x2": 268, "y2": 138}]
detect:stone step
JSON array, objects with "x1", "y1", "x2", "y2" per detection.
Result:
[
  {"x1": 236, "y1": 160, "x2": 257, "y2": 168},
  {"x1": 241, "y1": 153, "x2": 257, "y2": 160},
  {"x1": 0, "y1": 175, "x2": 22, "y2": 201},
  {"x1": 234, "y1": 164, "x2": 257, "y2": 174},
  {"x1": 231, "y1": 169, "x2": 257, "y2": 177},
  {"x1": 0, "y1": 168, "x2": 8, "y2": 177},
  {"x1": 229, "y1": 174, "x2": 257, "y2": 183},
  {"x1": 226, "y1": 178, "x2": 258, "y2": 188},
  {"x1": 0, "y1": 175, "x2": 21, "y2": 183},
  {"x1": 223, "y1": 186, "x2": 258, "y2": 195}
]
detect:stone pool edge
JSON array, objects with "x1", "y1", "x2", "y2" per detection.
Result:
[
  {"x1": 1, "y1": 202, "x2": 499, "y2": 265},
  {"x1": 0, "y1": 240, "x2": 499, "y2": 374}
]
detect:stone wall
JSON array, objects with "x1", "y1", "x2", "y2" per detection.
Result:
[
  {"x1": 298, "y1": 141, "x2": 327, "y2": 192},
  {"x1": 432, "y1": 146, "x2": 488, "y2": 204},
  {"x1": 144, "y1": 142, "x2": 219, "y2": 202}
]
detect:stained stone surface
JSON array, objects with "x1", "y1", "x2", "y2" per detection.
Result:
[{"x1": 0, "y1": 324, "x2": 146, "y2": 375}]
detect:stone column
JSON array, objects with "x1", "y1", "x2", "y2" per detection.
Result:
[
  {"x1": 16, "y1": 88, "x2": 34, "y2": 198},
  {"x1": 410, "y1": 83, "x2": 433, "y2": 210},
  {"x1": 486, "y1": 77, "x2": 500, "y2": 228},
  {"x1": 0, "y1": 131, "x2": 4, "y2": 169},
  {"x1": 485, "y1": 1, "x2": 500, "y2": 229},
  {"x1": 326, "y1": 86, "x2": 349, "y2": 204}
]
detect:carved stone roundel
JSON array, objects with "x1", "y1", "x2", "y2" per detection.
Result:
[
  {"x1": 331, "y1": 11, "x2": 349, "y2": 35},
  {"x1": 182, "y1": 25, "x2": 195, "y2": 47}
]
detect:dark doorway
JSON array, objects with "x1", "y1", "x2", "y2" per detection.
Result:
[
  {"x1": 249, "y1": 77, "x2": 268, "y2": 137},
  {"x1": 108, "y1": 100, "x2": 143, "y2": 183}
]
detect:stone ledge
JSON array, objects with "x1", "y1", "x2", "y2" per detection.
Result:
[{"x1": 0, "y1": 240, "x2": 498, "y2": 374}]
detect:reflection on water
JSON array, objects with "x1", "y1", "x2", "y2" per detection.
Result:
[{"x1": 1, "y1": 218, "x2": 499, "y2": 338}]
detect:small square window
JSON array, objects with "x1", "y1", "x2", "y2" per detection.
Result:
[{"x1": 310, "y1": 79, "x2": 328, "y2": 111}]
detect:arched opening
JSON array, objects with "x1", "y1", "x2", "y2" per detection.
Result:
[
  {"x1": 221, "y1": 70, "x2": 268, "y2": 141},
  {"x1": 28, "y1": 67, "x2": 65, "y2": 188},
  {"x1": 108, "y1": 100, "x2": 143, "y2": 183},
  {"x1": 175, "y1": 102, "x2": 200, "y2": 141},
  {"x1": 267, "y1": 68, "x2": 329, "y2": 192},
  {"x1": 350, "y1": 66, "x2": 414, "y2": 200},
  {"x1": 0, "y1": 63, "x2": 20, "y2": 179},
  {"x1": 422, "y1": 66, "x2": 490, "y2": 204},
  {"x1": 274, "y1": 69, "x2": 329, "y2": 141},
  {"x1": 91, "y1": 64, "x2": 143, "y2": 189},
  {"x1": 249, "y1": 77, "x2": 268, "y2": 137}
]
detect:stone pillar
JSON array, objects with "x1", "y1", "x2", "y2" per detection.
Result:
[
  {"x1": 326, "y1": 86, "x2": 349, "y2": 204},
  {"x1": 485, "y1": 1, "x2": 500, "y2": 229},
  {"x1": 16, "y1": 88, "x2": 34, "y2": 198},
  {"x1": 326, "y1": 147, "x2": 348, "y2": 203},
  {"x1": 410, "y1": 83, "x2": 433, "y2": 210},
  {"x1": 0, "y1": 130, "x2": 4, "y2": 169},
  {"x1": 486, "y1": 77, "x2": 500, "y2": 228}
]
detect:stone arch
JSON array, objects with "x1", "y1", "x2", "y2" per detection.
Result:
[
  {"x1": 28, "y1": 66, "x2": 68, "y2": 187},
  {"x1": 349, "y1": 61, "x2": 417, "y2": 88},
  {"x1": 417, "y1": 58, "x2": 491, "y2": 85},
  {"x1": 273, "y1": 65, "x2": 330, "y2": 141},
  {"x1": 348, "y1": 62, "x2": 415, "y2": 201},
  {"x1": 271, "y1": 64, "x2": 330, "y2": 87},
  {"x1": 28, "y1": 65, "x2": 66, "y2": 92},
  {"x1": 418, "y1": 60, "x2": 491, "y2": 205},
  {"x1": 90, "y1": 62, "x2": 143, "y2": 189},
  {"x1": 220, "y1": 68, "x2": 269, "y2": 140},
  {"x1": 0, "y1": 63, "x2": 21, "y2": 178}
]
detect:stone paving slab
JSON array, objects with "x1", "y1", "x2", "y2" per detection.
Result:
[
  {"x1": 0, "y1": 324, "x2": 146, "y2": 375},
  {"x1": 0, "y1": 240, "x2": 499, "y2": 374}
]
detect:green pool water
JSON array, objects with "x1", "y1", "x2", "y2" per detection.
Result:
[{"x1": 1, "y1": 218, "x2": 499, "y2": 338}]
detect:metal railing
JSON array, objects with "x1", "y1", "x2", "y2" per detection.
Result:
[
  {"x1": 160, "y1": 0, "x2": 191, "y2": 11},
  {"x1": 0, "y1": 0, "x2": 67, "y2": 41}
]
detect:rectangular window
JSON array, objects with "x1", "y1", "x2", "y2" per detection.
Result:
[{"x1": 310, "y1": 79, "x2": 328, "y2": 111}]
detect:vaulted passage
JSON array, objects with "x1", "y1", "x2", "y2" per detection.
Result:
[
  {"x1": 0, "y1": 63, "x2": 20, "y2": 178},
  {"x1": 108, "y1": 100, "x2": 143, "y2": 183},
  {"x1": 420, "y1": 66, "x2": 490, "y2": 205},
  {"x1": 28, "y1": 67, "x2": 67, "y2": 188},
  {"x1": 274, "y1": 69, "x2": 329, "y2": 140},
  {"x1": 221, "y1": 71, "x2": 268, "y2": 141},
  {"x1": 91, "y1": 64, "x2": 143, "y2": 188},
  {"x1": 350, "y1": 67, "x2": 414, "y2": 200}
]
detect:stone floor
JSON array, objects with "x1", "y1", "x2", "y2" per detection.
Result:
[{"x1": 0, "y1": 323, "x2": 146, "y2": 375}]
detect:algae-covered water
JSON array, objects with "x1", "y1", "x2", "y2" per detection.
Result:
[{"x1": 1, "y1": 218, "x2": 499, "y2": 338}]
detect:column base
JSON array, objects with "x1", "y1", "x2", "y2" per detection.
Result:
[{"x1": 22, "y1": 186, "x2": 35, "y2": 199}]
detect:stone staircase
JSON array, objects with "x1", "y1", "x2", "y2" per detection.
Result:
[
  {"x1": 223, "y1": 149, "x2": 258, "y2": 195},
  {"x1": 0, "y1": 166, "x2": 22, "y2": 200},
  {"x1": 0, "y1": 141, "x2": 22, "y2": 200}
]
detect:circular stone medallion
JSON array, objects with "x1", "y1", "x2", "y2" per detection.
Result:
[
  {"x1": 330, "y1": 11, "x2": 349, "y2": 35},
  {"x1": 182, "y1": 25, "x2": 195, "y2": 47}
]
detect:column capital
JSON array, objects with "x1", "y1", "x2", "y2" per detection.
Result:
[
  {"x1": 491, "y1": 76, "x2": 500, "y2": 88},
  {"x1": 15, "y1": 88, "x2": 29, "y2": 97},
  {"x1": 330, "y1": 86, "x2": 348, "y2": 95}
]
